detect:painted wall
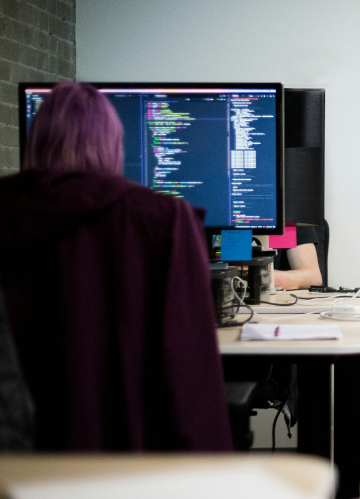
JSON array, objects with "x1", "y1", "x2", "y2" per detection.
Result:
[{"x1": 77, "y1": 0, "x2": 360, "y2": 288}]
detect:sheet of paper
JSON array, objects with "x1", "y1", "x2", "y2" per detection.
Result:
[{"x1": 241, "y1": 323, "x2": 342, "y2": 340}]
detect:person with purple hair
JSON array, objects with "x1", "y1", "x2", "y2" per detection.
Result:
[
  {"x1": 22, "y1": 82, "x2": 124, "y2": 175},
  {"x1": 0, "y1": 82, "x2": 233, "y2": 452}
]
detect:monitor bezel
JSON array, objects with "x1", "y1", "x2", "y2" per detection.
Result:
[{"x1": 18, "y1": 81, "x2": 285, "y2": 235}]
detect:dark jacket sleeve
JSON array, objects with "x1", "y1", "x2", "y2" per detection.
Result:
[
  {"x1": 0, "y1": 284, "x2": 35, "y2": 451},
  {"x1": 161, "y1": 200, "x2": 233, "y2": 451}
]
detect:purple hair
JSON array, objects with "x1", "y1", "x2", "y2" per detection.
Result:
[{"x1": 22, "y1": 82, "x2": 124, "y2": 175}]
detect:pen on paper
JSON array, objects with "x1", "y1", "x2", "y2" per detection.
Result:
[{"x1": 274, "y1": 326, "x2": 280, "y2": 337}]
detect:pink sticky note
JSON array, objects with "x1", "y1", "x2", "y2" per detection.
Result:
[{"x1": 269, "y1": 225, "x2": 297, "y2": 249}]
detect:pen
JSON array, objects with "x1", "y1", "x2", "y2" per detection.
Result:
[{"x1": 274, "y1": 326, "x2": 281, "y2": 337}]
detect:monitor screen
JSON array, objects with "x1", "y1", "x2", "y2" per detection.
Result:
[{"x1": 18, "y1": 82, "x2": 284, "y2": 235}]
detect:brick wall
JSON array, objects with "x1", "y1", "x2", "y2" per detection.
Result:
[{"x1": 0, "y1": 0, "x2": 76, "y2": 175}]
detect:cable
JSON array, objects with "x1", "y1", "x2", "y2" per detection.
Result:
[
  {"x1": 231, "y1": 275, "x2": 248, "y2": 305},
  {"x1": 217, "y1": 315, "x2": 254, "y2": 327},
  {"x1": 265, "y1": 364, "x2": 274, "y2": 383},
  {"x1": 297, "y1": 294, "x2": 353, "y2": 302},
  {"x1": 270, "y1": 367, "x2": 293, "y2": 452},
  {"x1": 309, "y1": 285, "x2": 360, "y2": 293},
  {"x1": 319, "y1": 289, "x2": 360, "y2": 321},
  {"x1": 216, "y1": 279, "x2": 351, "y2": 325},
  {"x1": 245, "y1": 294, "x2": 299, "y2": 306},
  {"x1": 246, "y1": 294, "x2": 360, "y2": 320},
  {"x1": 255, "y1": 308, "x2": 326, "y2": 321},
  {"x1": 271, "y1": 397, "x2": 288, "y2": 452},
  {"x1": 231, "y1": 276, "x2": 255, "y2": 325},
  {"x1": 320, "y1": 311, "x2": 360, "y2": 321},
  {"x1": 216, "y1": 276, "x2": 254, "y2": 327},
  {"x1": 217, "y1": 304, "x2": 254, "y2": 327},
  {"x1": 345, "y1": 287, "x2": 360, "y2": 305}
]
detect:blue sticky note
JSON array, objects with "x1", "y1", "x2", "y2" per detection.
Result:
[{"x1": 221, "y1": 230, "x2": 252, "y2": 261}]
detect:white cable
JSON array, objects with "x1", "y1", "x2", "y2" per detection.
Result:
[
  {"x1": 320, "y1": 311, "x2": 360, "y2": 321},
  {"x1": 252, "y1": 303, "x2": 360, "y2": 322},
  {"x1": 297, "y1": 294, "x2": 352, "y2": 303},
  {"x1": 231, "y1": 276, "x2": 247, "y2": 305},
  {"x1": 253, "y1": 309, "x2": 325, "y2": 321},
  {"x1": 345, "y1": 288, "x2": 360, "y2": 305}
]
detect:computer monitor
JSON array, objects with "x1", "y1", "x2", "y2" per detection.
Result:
[{"x1": 18, "y1": 82, "x2": 285, "y2": 235}]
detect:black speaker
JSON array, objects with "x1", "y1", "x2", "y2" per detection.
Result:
[{"x1": 284, "y1": 89, "x2": 325, "y2": 225}]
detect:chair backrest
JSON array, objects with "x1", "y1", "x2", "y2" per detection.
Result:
[{"x1": 314, "y1": 219, "x2": 329, "y2": 286}]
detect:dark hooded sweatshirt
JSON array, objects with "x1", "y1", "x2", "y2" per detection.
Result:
[{"x1": 0, "y1": 169, "x2": 232, "y2": 452}]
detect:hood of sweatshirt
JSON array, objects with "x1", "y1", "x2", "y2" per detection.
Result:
[{"x1": 0, "y1": 169, "x2": 138, "y2": 251}]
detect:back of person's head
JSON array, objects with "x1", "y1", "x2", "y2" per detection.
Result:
[{"x1": 22, "y1": 82, "x2": 124, "y2": 175}]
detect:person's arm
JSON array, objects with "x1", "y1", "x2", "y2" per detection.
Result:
[{"x1": 274, "y1": 243, "x2": 322, "y2": 290}]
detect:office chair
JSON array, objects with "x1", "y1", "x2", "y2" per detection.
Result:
[
  {"x1": 314, "y1": 219, "x2": 329, "y2": 286},
  {"x1": 225, "y1": 360, "x2": 297, "y2": 450},
  {"x1": 226, "y1": 222, "x2": 330, "y2": 450}
]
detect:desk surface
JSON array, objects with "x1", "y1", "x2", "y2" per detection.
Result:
[
  {"x1": 239, "y1": 290, "x2": 357, "y2": 314},
  {"x1": 0, "y1": 454, "x2": 335, "y2": 499},
  {"x1": 218, "y1": 312, "x2": 360, "y2": 355}
]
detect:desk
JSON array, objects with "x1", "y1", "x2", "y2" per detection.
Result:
[
  {"x1": 238, "y1": 290, "x2": 357, "y2": 314},
  {"x1": 218, "y1": 313, "x2": 360, "y2": 499},
  {"x1": 0, "y1": 454, "x2": 335, "y2": 499}
]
